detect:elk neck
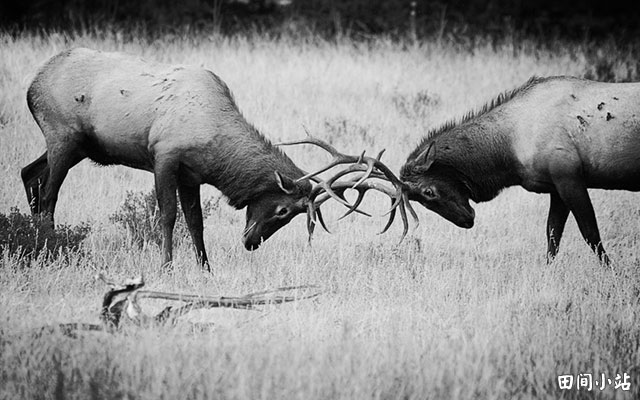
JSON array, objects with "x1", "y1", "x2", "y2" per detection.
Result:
[
  {"x1": 430, "y1": 113, "x2": 521, "y2": 203},
  {"x1": 196, "y1": 116, "x2": 308, "y2": 209}
]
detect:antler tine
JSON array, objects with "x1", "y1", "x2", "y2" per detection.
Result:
[
  {"x1": 337, "y1": 189, "x2": 368, "y2": 220},
  {"x1": 299, "y1": 134, "x2": 406, "y2": 192},
  {"x1": 313, "y1": 163, "x2": 384, "y2": 195},
  {"x1": 375, "y1": 183, "x2": 409, "y2": 241},
  {"x1": 343, "y1": 148, "x2": 391, "y2": 195},
  {"x1": 398, "y1": 198, "x2": 409, "y2": 241},
  {"x1": 306, "y1": 197, "x2": 317, "y2": 241},
  {"x1": 279, "y1": 132, "x2": 400, "y2": 205},
  {"x1": 307, "y1": 162, "x2": 386, "y2": 220},
  {"x1": 312, "y1": 163, "x2": 383, "y2": 218},
  {"x1": 379, "y1": 202, "x2": 397, "y2": 234},
  {"x1": 404, "y1": 192, "x2": 419, "y2": 227},
  {"x1": 305, "y1": 188, "x2": 351, "y2": 241},
  {"x1": 349, "y1": 156, "x2": 376, "y2": 190},
  {"x1": 305, "y1": 193, "x2": 332, "y2": 240},
  {"x1": 315, "y1": 192, "x2": 372, "y2": 217},
  {"x1": 276, "y1": 136, "x2": 345, "y2": 182},
  {"x1": 312, "y1": 177, "x2": 416, "y2": 240},
  {"x1": 311, "y1": 180, "x2": 353, "y2": 208},
  {"x1": 305, "y1": 173, "x2": 370, "y2": 242},
  {"x1": 277, "y1": 133, "x2": 380, "y2": 183},
  {"x1": 335, "y1": 178, "x2": 394, "y2": 220},
  {"x1": 380, "y1": 193, "x2": 417, "y2": 241},
  {"x1": 136, "y1": 286, "x2": 323, "y2": 311},
  {"x1": 280, "y1": 131, "x2": 405, "y2": 189},
  {"x1": 315, "y1": 207, "x2": 331, "y2": 233}
]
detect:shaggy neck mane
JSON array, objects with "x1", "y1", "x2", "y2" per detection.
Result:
[
  {"x1": 405, "y1": 76, "x2": 547, "y2": 202},
  {"x1": 410, "y1": 76, "x2": 545, "y2": 155},
  {"x1": 216, "y1": 122, "x2": 309, "y2": 209}
]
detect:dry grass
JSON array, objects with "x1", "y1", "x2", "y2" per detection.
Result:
[{"x1": 0, "y1": 32, "x2": 639, "y2": 399}]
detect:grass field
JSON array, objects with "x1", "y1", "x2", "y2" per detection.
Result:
[{"x1": 1, "y1": 31, "x2": 639, "y2": 399}]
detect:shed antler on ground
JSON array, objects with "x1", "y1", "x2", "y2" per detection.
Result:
[
  {"x1": 23, "y1": 274, "x2": 323, "y2": 337},
  {"x1": 97, "y1": 274, "x2": 323, "y2": 330}
]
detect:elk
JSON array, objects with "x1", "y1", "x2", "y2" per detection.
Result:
[
  {"x1": 21, "y1": 48, "x2": 402, "y2": 270},
  {"x1": 397, "y1": 76, "x2": 640, "y2": 265}
]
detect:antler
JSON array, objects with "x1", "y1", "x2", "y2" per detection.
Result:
[
  {"x1": 315, "y1": 176, "x2": 419, "y2": 240},
  {"x1": 277, "y1": 133, "x2": 419, "y2": 241},
  {"x1": 22, "y1": 275, "x2": 323, "y2": 337},
  {"x1": 302, "y1": 163, "x2": 377, "y2": 239},
  {"x1": 97, "y1": 274, "x2": 323, "y2": 329}
]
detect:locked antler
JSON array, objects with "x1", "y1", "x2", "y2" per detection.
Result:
[
  {"x1": 277, "y1": 132, "x2": 419, "y2": 241},
  {"x1": 314, "y1": 176, "x2": 418, "y2": 239}
]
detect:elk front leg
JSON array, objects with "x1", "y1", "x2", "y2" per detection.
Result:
[
  {"x1": 546, "y1": 191, "x2": 569, "y2": 263},
  {"x1": 552, "y1": 175, "x2": 610, "y2": 266},
  {"x1": 178, "y1": 182, "x2": 210, "y2": 271},
  {"x1": 154, "y1": 158, "x2": 179, "y2": 268}
]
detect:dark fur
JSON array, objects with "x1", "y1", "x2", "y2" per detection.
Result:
[{"x1": 223, "y1": 145, "x2": 311, "y2": 209}]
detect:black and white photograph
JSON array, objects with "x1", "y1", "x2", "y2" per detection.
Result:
[{"x1": 0, "y1": 0, "x2": 638, "y2": 398}]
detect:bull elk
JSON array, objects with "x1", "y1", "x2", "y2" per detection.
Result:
[
  {"x1": 397, "y1": 76, "x2": 640, "y2": 265},
  {"x1": 21, "y1": 48, "x2": 402, "y2": 270}
]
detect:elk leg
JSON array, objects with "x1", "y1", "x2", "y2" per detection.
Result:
[
  {"x1": 546, "y1": 191, "x2": 569, "y2": 263},
  {"x1": 154, "y1": 158, "x2": 179, "y2": 268},
  {"x1": 21, "y1": 152, "x2": 49, "y2": 215},
  {"x1": 553, "y1": 178, "x2": 610, "y2": 266},
  {"x1": 40, "y1": 144, "x2": 83, "y2": 226},
  {"x1": 178, "y1": 182, "x2": 210, "y2": 271}
]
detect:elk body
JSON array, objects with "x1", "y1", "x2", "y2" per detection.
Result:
[
  {"x1": 22, "y1": 48, "x2": 318, "y2": 269},
  {"x1": 399, "y1": 76, "x2": 640, "y2": 264}
]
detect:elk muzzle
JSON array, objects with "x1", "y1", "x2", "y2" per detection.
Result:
[
  {"x1": 449, "y1": 204, "x2": 475, "y2": 229},
  {"x1": 242, "y1": 220, "x2": 262, "y2": 250}
]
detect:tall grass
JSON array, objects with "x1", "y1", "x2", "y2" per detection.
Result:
[{"x1": 0, "y1": 31, "x2": 638, "y2": 399}]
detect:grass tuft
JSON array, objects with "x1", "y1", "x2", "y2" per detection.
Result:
[
  {"x1": 0, "y1": 207, "x2": 90, "y2": 261},
  {"x1": 108, "y1": 189, "x2": 219, "y2": 249}
]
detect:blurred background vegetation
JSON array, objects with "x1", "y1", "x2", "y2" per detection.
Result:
[{"x1": 1, "y1": 0, "x2": 639, "y2": 43}]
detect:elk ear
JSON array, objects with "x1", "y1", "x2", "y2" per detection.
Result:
[
  {"x1": 274, "y1": 171, "x2": 296, "y2": 194},
  {"x1": 416, "y1": 142, "x2": 436, "y2": 170}
]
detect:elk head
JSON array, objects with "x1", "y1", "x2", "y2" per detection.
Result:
[
  {"x1": 243, "y1": 172, "x2": 312, "y2": 250},
  {"x1": 400, "y1": 142, "x2": 475, "y2": 228}
]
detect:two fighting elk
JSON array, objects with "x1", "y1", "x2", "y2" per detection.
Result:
[
  {"x1": 21, "y1": 48, "x2": 405, "y2": 270},
  {"x1": 24, "y1": 50, "x2": 636, "y2": 266}
]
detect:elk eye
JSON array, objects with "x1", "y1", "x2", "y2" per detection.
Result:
[
  {"x1": 276, "y1": 207, "x2": 289, "y2": 217},
  {"x1": 423, "y1": 187, "x2": 436, "y2": 198}
]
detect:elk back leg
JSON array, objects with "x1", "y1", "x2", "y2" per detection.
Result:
[
  {"x1": 21, "y1": 152, "x2": 49, "y2": 215},
  {"x1": 154, "y1": 156, "x2": 179, "y2": 268},
  {"x1": 178, "y1": 182, "x2": 210, "y2": 271},
  {"x1": 546, "y1": 191, "x2": 570, "y2": 263},
  {"x1": 37, "y1": 132, "x2": 85, "y2": 226}
]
